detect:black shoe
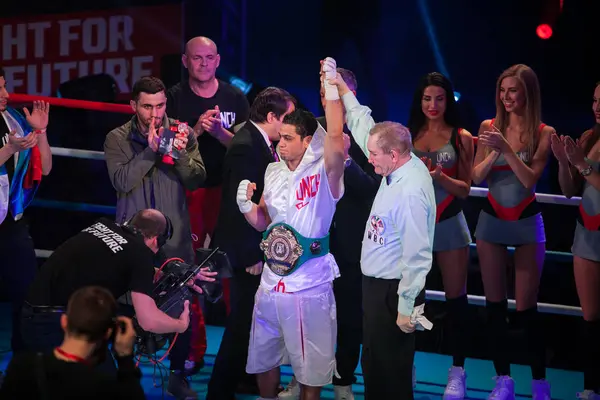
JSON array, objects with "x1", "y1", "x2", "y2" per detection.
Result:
[{"x1": 167, "y1": 372, "x2": 198, "y2": 399}]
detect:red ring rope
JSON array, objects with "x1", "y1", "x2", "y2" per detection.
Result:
[
  {"x1": 8, "y1": 93, "x2": 133, "y2": 114},
  {"x1": 8, "y1": 93, "x2": 479, "y2": 143}
]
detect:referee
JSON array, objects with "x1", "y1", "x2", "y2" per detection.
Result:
[{"x1": 331, "y1": 77, "x2": 436, "y2": 399}]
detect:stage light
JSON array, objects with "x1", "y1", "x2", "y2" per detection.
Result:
[
  {"x1": 536, "y1": 24, "x2": 553, "y2": 39},
  {"x1": 454, "y1": 91, "x2": 461, "y2": 102},
  {"x1": 229, "y1": 76, "x2": 253, "y2": 95}
]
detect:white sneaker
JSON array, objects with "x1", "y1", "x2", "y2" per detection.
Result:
[
  {"x1": 577, "y1": 390, "x2": 600, "y2": 400},
  {"x1": 488, "y1": 376, "x2": 515, "y2": 400},
  {"x1": 333, "y1": 385, "x2": 355, "y2": 400},
  {"x1": 531, "y1": 379, "x2": 551, "y2": 400},
  {"x1": 443, "y1": 366, "x2": 466, "y2": 399},
  {"x1": 278, "y1": 376, "x2": 300, "y2": 399}
]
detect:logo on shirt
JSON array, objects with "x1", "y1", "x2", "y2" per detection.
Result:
[
  {"x1": 437, "y1": 151, "x2": 452, "y2": 165},
  {"x1": 220, "y1": 111, "x2": 237, "y2": 129},
  {"x1": 295, "y1": 173, "x2": 321, "y2": 210},
  {"x1": 82, "y1": 222, "x2": 128, "y2": 253},
  {"x1": 517, "y1": 151, "x2": 530, "y2": 163},
  {"x1": 367, "y1": 215, "x2": 386, "y2": 246}
]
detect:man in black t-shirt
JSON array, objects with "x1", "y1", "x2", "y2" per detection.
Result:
[
  {"x1": 20, "y1": 209, "x2": 215, "y2": 398},
  {"x1": 0, "y1": 66, "x2": 54, "y2": 354},
  {"x1": 167, "y1": 36, "x2": 250, "y2": 253},
  {"x1": 166, "y1": 35, "x2": 250, "y2": 370}
]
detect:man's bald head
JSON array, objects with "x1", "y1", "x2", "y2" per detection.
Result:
[
  {"x1": 185, "y1": 36, "x2": 218, "y2": 55},
  {"x1": 130, "y1": 209, "x2": 167, "y2": 239},
  {"x1": 182, "y1": 36, "x2": 220, "y2": 84}
]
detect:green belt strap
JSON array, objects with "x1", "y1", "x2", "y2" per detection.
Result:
[{"x1": 261, "y1": 222, "x2": 330, "y2": 276}]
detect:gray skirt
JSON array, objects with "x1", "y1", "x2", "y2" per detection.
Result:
[
  {"x1": 474, "y1": 210, "x2": 546, "y2": 246},
  {"x1": 433, "y1": 211, "x2": 472, "y2": 252},
  {"x1": 572, "y1": 221, "x2": 600, "y2": 262}
]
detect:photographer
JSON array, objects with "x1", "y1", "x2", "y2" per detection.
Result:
[
  {"x1": 20, "y1": 209, "x2": 216, "y2": 381},
  {"x1": 0, "y1": 286, "x2": 146, "y2": 399}
]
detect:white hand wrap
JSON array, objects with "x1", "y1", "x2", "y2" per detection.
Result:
[
  {"x1": 236, "y1": 179, "x2": 253, "y2": 214},
  {"x1": 322, "y1": 57, "x2": 339, "y2": 101}
]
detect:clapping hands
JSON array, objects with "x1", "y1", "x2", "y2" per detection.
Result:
[
  {"x1": 551, "y1": 132, "x2": 587, "y2": 170},
  {"x1": 193, "y1": 106, "x2": 222, "y2": 137},
  {"x1": 420, "y1": 156, "x2": 442, "y2": 179},
  {"x1": 478, "y1": 124, "x2": 510, "y2": 154}
]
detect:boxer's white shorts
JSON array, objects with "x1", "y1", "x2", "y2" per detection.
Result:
[{"x1": 246, "y1": 281, "x2": 337, "y2": 387}]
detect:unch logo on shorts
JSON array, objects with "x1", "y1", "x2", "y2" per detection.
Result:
[{"x1": 367, "y1": 215, "x2": 385, "y2": 246}]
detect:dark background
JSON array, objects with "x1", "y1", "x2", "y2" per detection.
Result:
[{"x1": 1, "y1": 0, "x2": 596, "y2": 372}]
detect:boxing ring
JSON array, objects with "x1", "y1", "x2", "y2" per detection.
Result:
[{"x1": 7, "y1": 92, "x2": 584, "y2": 318}]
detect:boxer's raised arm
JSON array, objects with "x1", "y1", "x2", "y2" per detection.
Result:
[{"x1": 322, "y1": 57, "x2": 345, "y2": 200}]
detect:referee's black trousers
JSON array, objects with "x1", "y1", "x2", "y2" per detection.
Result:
[{"x1": 361, "y1": 275, "x2": 425, "y2": 400}]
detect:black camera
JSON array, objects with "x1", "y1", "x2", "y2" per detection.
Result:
[
  {"x1": 134, "y1": 247, "x2": 232, "y2": 356},
  {"x1": 194, "y1": 248, "x2": 233, "y2": 304},
  {"x1": 109, "y1": 319, "x2": 127, "y2": 343}
]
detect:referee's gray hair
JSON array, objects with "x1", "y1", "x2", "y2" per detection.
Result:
[{"x1": 369, "y1": 121, "x2": 412, "y2": 155}]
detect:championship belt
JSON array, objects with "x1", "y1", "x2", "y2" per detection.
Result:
[{"x1": 260, "y1": 223, "x2": 329, "y2": 276}]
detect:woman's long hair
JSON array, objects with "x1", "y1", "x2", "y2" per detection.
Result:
[
  {"x1": 492, "y1": 64, "x2": 542, "y2": 157},
  {"x1": 407, "y1": 72, "x2": 461, "y2": 143}
]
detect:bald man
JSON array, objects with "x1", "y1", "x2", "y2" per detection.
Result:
[
  {"x1": 166, "y1": 35, "x2": 250, "y2": 377},
  {"x1": 167, "y1": 36, "x2": 250, "y2": 254}
]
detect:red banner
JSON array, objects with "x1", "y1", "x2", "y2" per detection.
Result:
[{"x1": 0, "y1": 4, "x2": 182, "y2": 98}]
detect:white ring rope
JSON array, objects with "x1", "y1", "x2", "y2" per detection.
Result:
[
  {"x1": 49, "y1": 146, "x2": 582, "y2": 205},
  {"x1": 50, "y1": 146, "x2": 105, "y2": 160},
  {"x1": 38, "y1": 145, "x2": 583, "y2": 317}
]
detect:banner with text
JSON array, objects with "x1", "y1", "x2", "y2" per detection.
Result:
[{"x1": 0, "y1": 4, "x2": 182, "y2": 98}]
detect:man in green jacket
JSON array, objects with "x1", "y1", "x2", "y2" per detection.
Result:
[{"x1": 104, "y1": 76, "x2": 205, "y2": 264}]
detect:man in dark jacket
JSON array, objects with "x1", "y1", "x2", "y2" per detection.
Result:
[
  {"x1": 104, "y1": 75, "x2": 205, "y2": 265},
  {"x1": 206, "y1": 87, "x2": 296, "y2": 400},
  {"x1": 1, "y1": 286, "x2": 146, "y2": 400}
]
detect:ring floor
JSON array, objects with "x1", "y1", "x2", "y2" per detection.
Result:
[{"x1": 0, "y1": 304, "x2": 582, "y2": 399}]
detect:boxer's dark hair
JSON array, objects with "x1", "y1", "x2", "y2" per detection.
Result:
[
  {"x1": 132, "y1": 76, "x2": 166, "y2": 102},
  {"x1": 249, "y1": 87, "x2": 296, "y2": 124},
  {"x1": 283, "y1": 109, "x2": 318, "y2": 139},
  {"x1": 65, "y1": 286, "x2": 117, "y2": 342},
  {"x1": 0, "y1": 67, "x2": 5, "y2": 79}
]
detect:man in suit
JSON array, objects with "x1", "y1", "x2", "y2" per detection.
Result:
[
  {"x1": 279, "y1": 68, "x2": 380, "y2": 400},
  {"x1": 206, "y1": 87, "x2": 296, "y2": 400}
]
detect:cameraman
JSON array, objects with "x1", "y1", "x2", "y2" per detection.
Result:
[
  {"x1": 20, "y1": 209, "x2": 215, "y2": 376},
  {"x1": 0, "y1": 286, "x2": 146, "y2": 399}
]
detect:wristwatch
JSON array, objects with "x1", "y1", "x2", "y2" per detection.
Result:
[
  {"x1": 580, "y1": 165, "x2": 593, "y2": 176},
  {"x1": 344, "y1": 157, "x2": 352, "y2": 168}
]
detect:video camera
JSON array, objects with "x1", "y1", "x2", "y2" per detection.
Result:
[{"x1": 134, "y1": 247, "x2": 232, "y2": 356}]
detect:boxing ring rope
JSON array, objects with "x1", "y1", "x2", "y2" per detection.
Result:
[{"x1": 10, "y1": 93, "x2": 583, "y2": 317}]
